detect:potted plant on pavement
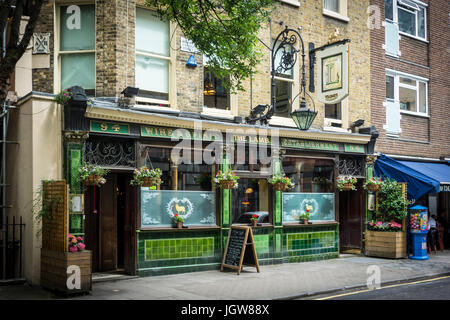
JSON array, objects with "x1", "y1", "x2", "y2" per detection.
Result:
[
  {"x1": 337, "y1": 175, "x2": 357, "y2": 191},
  {"x1": 268, "y1": 174, "x2": 295, "y2": 191},
  {"x1": 365, "y1": 178, "x2": 410, "y2": 259},
  {"x1": 215, "y1": 169, "x2": 239, "y2": 189},
  {"x1": 130, "y1": 166, "x2": 162, "y2": 187}
]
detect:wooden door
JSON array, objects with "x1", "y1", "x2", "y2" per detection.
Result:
[
  {"x1": 99, "y1": 173, "x2": 118, "y2": 271},
  {"x1": 339, "y1": 179, "x2": 364, "y2": 250},
  {"x1": 84, "y1": 186, "x2": 99, "y2": 272}
]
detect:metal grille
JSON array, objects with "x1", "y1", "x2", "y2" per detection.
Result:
[
  {"x1": 338, "y1": 155, "x2": 365, "y2": 177},
  {"x1": 84, "y1": 138, "x2": 136, "y2": 168}
]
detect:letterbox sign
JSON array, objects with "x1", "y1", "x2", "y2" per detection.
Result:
[
  {"x1": 317, "y1": 42, "x2": 349, "y2": 105},
  {"x1": 90, "y1": 120, "x2": 130, "y2": 135}
]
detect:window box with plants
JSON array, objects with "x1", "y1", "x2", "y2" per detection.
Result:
[
  {"x1": 130, "y1": 167, "x2": 163, "y2": 188},
  {"x1": 215, "y1": 169, "x2": 239, "y2": 189},
  {"x1": 365, "y1": 178, "x2": 409, "y2": 259},
  {"x1": 268, "y1": 174, "x2": 295, "y2": 192}
]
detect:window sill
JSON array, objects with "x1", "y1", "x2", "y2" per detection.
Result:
[
  {"x1": 400, "y1": 110, "x2": 429, "y2": 118},
  {"x1": 269, "y1": 116, "x2": 297, "y2": 128},
  {"x1": 139, "y1": 225, "x2": 221, "y2": 232},
  {"x1": 283, "y1": 221, "x2": 339, "y2": 227},
  {"x1": 132, "y1": 104, "x2": 179, "y2": 114},
  {"x1": 323, "y1": 126, "x2": 349, "y2": 133},
  {"x1": 322, "y1": 9, "x2": 349, "y2": 23},
  {"x1": 232, "y1": 223, "x2": 273, "y2": 228},
  {"x1": 278, "y1": 0, "x2": 300, "y2": 8},
  {"x1": 398, "y1": 31, "x2": 428, "y2": 44},
  {"x1": 201, "y1": 107, "x2": 234, "y2": 120}
]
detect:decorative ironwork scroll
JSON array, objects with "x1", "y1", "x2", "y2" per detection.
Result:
[
  {"x1": 338, "y1": 155, "x2": 365, "y2": 177},
  {"x1": 84, "y1": 138, "x2": 136, "y2": 167}
]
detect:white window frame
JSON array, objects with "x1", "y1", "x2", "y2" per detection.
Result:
[
  {"x1": 389, "y1": 0, "x2": 427, "y2": 42},
  {"x1": 322, "y1": 0, "x2": 349, "y2": 23},
  {"x1": 134, "y1": 7, "x2": 177, "y2": 110},
  {"x1": 201, "y1": 56, "x2": 237, "y2": 119},
  {"x1": 55, "y1": 3, "x2": 96, "y2": 94},
  {"x1": 386, "y1": 69, "x2": 428, "y2": 117},
  {"x1": 323, "y1": 98, "x2": 349, "y2": 132}
]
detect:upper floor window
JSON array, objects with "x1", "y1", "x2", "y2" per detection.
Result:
[
  {"x1": 273, "y1": 40, "x2": 294, "y2": 118},
  {"x1": 135, "y1": 9, "x2": 170, "y2": 105},
  {"x1": 385, "y1": 0, "x2": 426, "y2": 40},
  {"x1": 386, "y1": 71, "x2": 428, "y2": 115},
  {"x1": 203, "y1": 59, "x2": 231, "y2": 111},
  {"x1": 322, "y1": 0, "x2": 348, "y2": 22},
  {"x1": 59, "y1": 4, "x2": 95, "y2": 95}
]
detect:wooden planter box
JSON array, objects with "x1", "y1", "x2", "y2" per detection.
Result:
[
  {"x1": 41, "y1": 249, "x2": 92, "y2": 294},
  {"x1": 365, "y1": 231, "x2": 407, "y2": 259}
]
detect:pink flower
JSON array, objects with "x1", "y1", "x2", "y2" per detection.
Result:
[
  {"x1": 69, "y1": 246, "x2": 78, "y2": 253},
  {"x1": 72, "y1": 238, "x2": 78, "y2": 243},
  {"x1": 78, "y1": 243, "x2": 86, "y2": 251},
  {"x1": 376, "y1": 221, "x2": 382, "y2": 226},
  {"x1": 77, "y1": 236, "x2": 83, "y2": 241}
]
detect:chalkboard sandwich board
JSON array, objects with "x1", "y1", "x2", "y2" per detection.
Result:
[{"x1": 221, "y1": 226, "x2": 260, "y2": 275}]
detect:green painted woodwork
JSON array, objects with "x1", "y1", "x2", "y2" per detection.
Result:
[
  {"x1": 90, "y1": 120, "x2": 130, "y2": 135},
  {"x1": 344, "y1": 144, "x2": 365, "y2": 153},
  {"x1": 281, "y1": 138, "x2": 339, "y2": 151}
]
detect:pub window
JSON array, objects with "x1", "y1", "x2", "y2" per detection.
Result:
[
  {"x1": 273, "y1": 40, "x2": 294, "y2": 118},
  {"x1": 282, "y1": 158, "x2": 335, "y2": 193},
  {"x1": 135, "y1": 9, "x2": 171, "y2": 105},
  {"x1": 231, "y1": 178, "x2": 270, "y2": 225},
  {"x1": 59, "y1": 4, "x2": 96, "y2": 95},
  {"x1": 203, "y1": 66, "x2": 231, "y2": 111}
]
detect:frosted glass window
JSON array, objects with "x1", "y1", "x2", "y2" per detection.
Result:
[
  {"x1": 60, "y1": 5, "x2": 95, "y2": 51},
  {"x1": 61, "y1": 53, "x2": 95, "y2": 90},
  {"x1": 324, "y1": 0, "x2": 339, "y2": 13},
  {"x1": 136, "y1": 8, "x2": 169, "y2": 56},
  {"x1": 419, "y1": 82, "x2": 426, "y2": 113},
  {"x1": 136, "y1": 54, "x2": 169, "y2": 96}
]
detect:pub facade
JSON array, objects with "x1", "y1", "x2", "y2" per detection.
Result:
[{"x1": 6, "y1": 0, "x2": 378, "y2": 283}]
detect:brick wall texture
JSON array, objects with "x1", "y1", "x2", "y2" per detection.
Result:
[{"x1": 370, "y1": 0, "x2": 450, "y2": 159}]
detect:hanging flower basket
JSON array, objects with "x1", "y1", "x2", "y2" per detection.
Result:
[
  {"x1": 273, "y1": 182, "x2": 288, "y2": 191},
  {"x1": 130, "y1": 167, "x2": 163, "y2": 187},
  {"x1": 268, "y1": 174, "x2": 294, "y2": 192},
  {"x1": 215, "y1": 170, "x2": 239, "y2": 189},
  {"x1": 78, "y1": 164, "x2": 109, "y2": 187},
  {"x1": 367, "y1": 184, "x2": 380, "y2": 192},
  {"x1": 364, "y1": 177, "x2": 382, "y2": 192},
  {"x1": 220, "y1": 180, "x2": 236, "y2": 189},
  {"x1": 337, "y1": 176, "x2": 357, "y2": 191}
]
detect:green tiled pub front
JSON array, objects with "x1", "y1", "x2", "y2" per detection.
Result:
[{"x1": 136, "y1": 158, "x2": 339, "y2": 277}]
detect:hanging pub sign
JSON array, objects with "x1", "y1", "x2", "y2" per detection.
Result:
[{"x1": 316, "y1": 41, "x2": 349, "y2": 105}]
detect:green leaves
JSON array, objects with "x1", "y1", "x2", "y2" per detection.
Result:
[
  {"x1": 377, "y1": 178, "x2": 409, "y2": 222},
  {"x1": 146, "y1": 0, "x2": 274, "y2": 92}
]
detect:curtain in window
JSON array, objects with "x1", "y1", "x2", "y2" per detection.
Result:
[
  {"x1": 324, "y1": 0, "x2": 339, "y2": 13},
  {"x1": 135, "y1": 55, "x2": 169, "y2": 94},
  {"x1": 136, "y1": 8, "x2": 169, "y2": 56},
  {"x1": 61, "y1": 53, "x2": 95, "y2": 90}
]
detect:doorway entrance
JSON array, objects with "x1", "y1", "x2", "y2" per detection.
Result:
[
  {"x1": 84, "y1": 172, "x2": 137, "y2": 275},
  {"x1": 339, "y1": 179, "x2": 364, "y2": 253}
]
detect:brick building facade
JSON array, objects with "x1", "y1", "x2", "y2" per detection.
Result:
[{"x1": 370, "y1": 0, "x2": 450, "y2": 160}]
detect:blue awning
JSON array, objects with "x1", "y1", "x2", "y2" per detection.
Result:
[{"x1": 373, "y1": 154, "x2": 449, "y2": 201}]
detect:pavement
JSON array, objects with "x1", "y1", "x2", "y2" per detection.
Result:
[{"x1": 1, "y1": 250, "x2": 450, "y2": 300}]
